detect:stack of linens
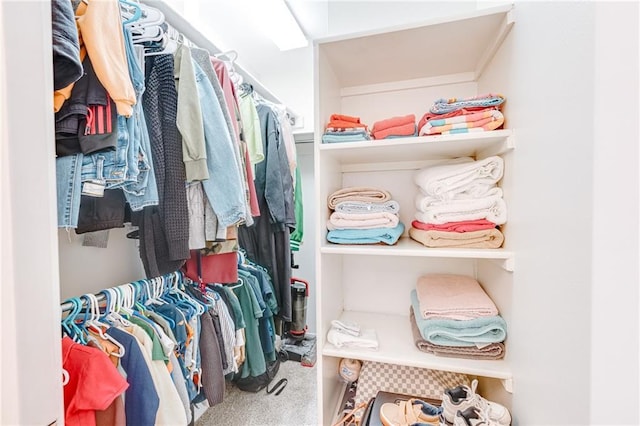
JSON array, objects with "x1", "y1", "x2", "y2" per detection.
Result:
[
  {"x1": 418, "y1": 94, "x2": 505, "y2": 136},
  {"x1": 322, "y1": 114, "x2": 370, "y2": 143},
  {"x1": 371, "y1": 114, "x2": 416, "y2": 139}
]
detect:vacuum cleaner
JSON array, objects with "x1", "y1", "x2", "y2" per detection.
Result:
[{"x1": 281, "y1": 278, "x2": 317, "y2": 367}]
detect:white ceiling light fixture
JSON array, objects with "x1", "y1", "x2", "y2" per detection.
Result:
[{"x1": 249, "y1": 0, "x2": 309, "y2": 51}]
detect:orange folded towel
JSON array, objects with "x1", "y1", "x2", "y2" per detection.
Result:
[
  {"x1": 372, "y1": 122, "x2": 416, "y2": 140},
  {"x1": 372, "y1": 114, "x2": 415, "y2": 132},
  {"x1": 330, "y1": 114, "x2": 361, "y2": 124},
  {"x1": 326, "y1": 114, "x2": 369, "y2": 131}
]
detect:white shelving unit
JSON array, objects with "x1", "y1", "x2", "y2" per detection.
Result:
[{"x1": 314, "y1": 5, "x2": 516, "y2": 425}]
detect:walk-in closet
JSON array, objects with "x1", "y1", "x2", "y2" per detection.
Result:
[{"x1": 1, "y1": 1, "x2": 638, "y2": 426}]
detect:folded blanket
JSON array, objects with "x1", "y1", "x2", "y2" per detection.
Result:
[
  {"x1": 415, "y1": 187, "x2": 503, "y2": 211},
  {"x1": 372, "y1": 114, "x2": 415, "y2": 132},
  {"x1": 327, "y1": 211, "x2": 400, "y2": 230},
  {"x1": 411, "y1": 219, "x2": 497, "y2": 233},
  {"x1": 409, "y1": 227, "x2": 504, "y2": 249},
  {"x1": 327, "y1": 223, "x2": 404, "y2": 245},
  {"x1": 418, "y1": 107, "x2": 498, "y2": 131},
  {"x1": 326, "y1": 113, "x2": 369, "y2": 131},
  {"x1": 335, "y1": 200, "x2": 400, "y2": 215},
  {"x1": 414, "y1": 195, "x2": 507, "y2": 225},
  {"x1": 328, "y1": 187, "x2": 392, "y2": 210},
  {"x1": 373, "y1": 123, "x2": 417, "y2": 140},
  {"x1": 415, "y1": 274, "x2": 498, "y2": 320},
  {"x1": 414, "y1": 156, "x2": 504, "y2": 199},
  {"x1": 420, "y1": 110, "x2": 504, "y2": 136},
  {"x1": 409, "y1": 307, "x2": 505, "y2": 360},
  {"x1": 410, "y1": 290, "x2": 507, "y2": 347},
  {"x1": 430, "y1": 94, "x2": 505, "y2": 115},
  {"x1": 322, "y1": 133, "x2": 370, "y2": 143}
]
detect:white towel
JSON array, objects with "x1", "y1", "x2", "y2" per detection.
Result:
[
  {"x1": 414, "y1": 195, "x2": 507, "y2": 225},
  {"x1": 415, "y1": 187, "x2": 503, "y2": 212},
  {"x1": 327, "y1": 211, "x2": 400, "y2": 230},
  {"x1": 327, "y1": 327, "x2": 379, "y2": 350},
  {"x1": 414, "y1": 156, "x2": 504, "y2": 199},
  {"x1": 335, "y1": 200, "x2": 400, "y2": 215}
]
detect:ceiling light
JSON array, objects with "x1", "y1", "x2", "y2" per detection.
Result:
[{"x1": 249, "y1": 0, "x2": 308, "y2": 51}]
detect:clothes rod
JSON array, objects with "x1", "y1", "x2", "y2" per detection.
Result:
[{"x1": 140, "y1": 0, "x2": 301, "y2": 127}]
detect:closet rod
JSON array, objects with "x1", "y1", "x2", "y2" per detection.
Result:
[{"x1": 140, "y1": 0, "x2": 300, "y2": 127}]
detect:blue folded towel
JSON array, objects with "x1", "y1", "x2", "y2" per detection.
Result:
[
  {"x1": 327, "y1": 223, "x2": 404, "y2": 245},
  {"x1": 322, "y1": 130, "x2": 370, "y2": 144},
  {"x1": 410, "y1": 290, "x2": 507, "y2": 347}
]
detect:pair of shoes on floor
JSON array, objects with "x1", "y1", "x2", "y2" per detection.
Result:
[
  {"x1": 442, "y1": 379, "x2": 511, "y2": 426},
  {"x1": 379, "y1": 398, "x2": 442, "y2": 426}
]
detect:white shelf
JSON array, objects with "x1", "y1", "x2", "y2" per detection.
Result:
[
  {"x1": 321, "y1": 237, "x2": 514, "y2": 271},
  {"x1": 323, "y1": 311, "x2": 512, "y2": 382},
  {"x1": 316, "y1": 4, "x2": 514, "y2": 89},
  {"x1": 318, "y1": 130, "x2": 515, "y2": 168}
]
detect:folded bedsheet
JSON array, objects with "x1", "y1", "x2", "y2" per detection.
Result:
[
  {"x1": 373, "y1": 123, "x2": 417, "y2": 140},
  {"x1": 415, "y1": 187, "x2": 503, "y2": 211},
  {"x1": 328, "y1": 187, "x2": 392, "y2": 209},
  {"x1": 327, "y1": 211, "x2": 399, "y2": 230},
  {"x1": 414, "y1": 156, "x2": 504, "y2": 199},
  {"x1": 409, "y1": 307, "x2": 505, "y2": 360},
  {"x1": 415, "y1": 274, "x2": 498, "y2": 320},
  {"x1": 429, "y1": 94, "x2": 505, "y2": 115},
  {"x1": 335, "y1": 200, "x2": 400, "y2": 215},
  {"x1": 326, "y1": 223, "x2": 404, "y2": 245},
  {"x1": 411, "y1": 219, "x2": 497, "y2": 233},
  {"x1": 409, "y1": 227, "x2": 504, "y2": 249},
  {"x1": 410, "y1": 290, "x2": 507, "y2": 347},
  {"x1": 414, "y1": 195, "x2": 507, "y2": 225},
  {"x1": 419, "y1": 109, "x2": 504, "y2": 136}
]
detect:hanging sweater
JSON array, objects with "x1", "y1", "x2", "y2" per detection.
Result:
[{"x1": 135, "y1": 54, "x2": 189, "y2": 277}]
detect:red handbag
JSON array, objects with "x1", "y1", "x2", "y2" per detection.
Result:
[{"x1": 183, "y1": 250, "x2": 239, "y2": 284}]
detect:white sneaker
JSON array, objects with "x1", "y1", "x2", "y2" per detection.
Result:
[
  {"x1": 442, "y1": 379, "x2": 511, "y2": 425},
  {"x1": 453, "y1": 406, "x2": 499, "y2": 426}
]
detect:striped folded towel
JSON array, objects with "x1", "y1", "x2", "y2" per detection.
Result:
[
  {"x1": 420, "y1": 109, "x2": 504, "y2": 136},
  {"x1": 430, "y1": 94, "x2": 505, "y2": 115}
]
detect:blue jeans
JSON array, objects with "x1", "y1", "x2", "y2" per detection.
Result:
[
  {"x1": 193, "y1": 61, "x2": 246, "y2": 228},
  {"x1": 56, "y1": 153, "x2": 83, "y2": 228},
  {"x1": 80, "y1": 114, "x2": 131, "y2": 187}
]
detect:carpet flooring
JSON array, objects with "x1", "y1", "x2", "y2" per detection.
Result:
[{"x1": 196, "y1": 360, "x2": 318, "y2": 426}]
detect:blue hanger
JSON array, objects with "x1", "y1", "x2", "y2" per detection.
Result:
[{"x1": 119, "y1": 0, "x2": 142, "y2": 25}]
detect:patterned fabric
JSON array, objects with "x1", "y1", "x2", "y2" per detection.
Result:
[{"x1": 354, "y1": 361, "x2": 470, "y2": 406}]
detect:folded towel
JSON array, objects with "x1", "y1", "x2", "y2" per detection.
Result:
[
  {"x1": 322, "y1": 133, "x2": 371, "y2": 143},
  {"x1": 419, "y1": 110, "x2": 504, "y2": 136},
  {"x1": 414, "y1": 156, "x2": 504, "y2": 199},
  {"x1": 326, "y1": 114, "x2": 369, "y2": 131},
  {"x1": 372, "y1": 114, "x2": 415, "y2": 132},
  {"x1": 414, "y1": 195, "x2": 507, "y2": 225},
  {"x1": 328, "y1": 187, "x2": 392, "y2": 210},
  {"x1": 335, "y1": 200, "x2": 400, "y2": 215},
  {"x1": 409, "y1": 307, "x2": 505, "y2": 360},
  {"x1": 324, "y1": 129, "x2": 369, "y2": 135},
  {"x1": 327, "y1": 327, "x2": 379, "y2": 350},
  {"x1": 409, "y1": 227, "x2": 504, "y2": 249},
  {"x1": 327, "y1": 223, "x2": 405, "y2": 245},
  {"x1": 430, "y1": 94, "x2": 505, "y2": 115},
  {"x1": 415, "y1": 274, "x2": 499, "y2": 320},
  {"x1": 415, "y1": 187, "x2": 503, "y2": 211},
  {"x1": 330, "y1": 114, "x2": 361, "y2": 124},
  {"x1": 411, "y1": 219, "x2": 497, "y2": 233},
  {"x1": 411, "y1": 290, "x2": 507, "y2": 347},
  {"x1": 418, "y1": 107, "x2": 498, "y2": 131},
  {"x1": 373, "y1": 123, "x2": 417, "y2": 140},
  {"x1": 327, "y1": 211, "x2": 400, "y2": 230}
]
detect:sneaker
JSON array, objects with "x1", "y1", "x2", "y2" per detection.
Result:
[
  {"x1": 453, "y1": 406, "x2": 499, "y2": 426},
  {"x1": 379, "y1": 398, "x2": 442, "y2": 426},
  {"x1": 441, "y1": 379, "x2": 511, "y2": 425}
]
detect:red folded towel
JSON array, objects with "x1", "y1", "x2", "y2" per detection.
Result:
[
  {"x1": 326, "y1": 114, "x2": 368, "y2": 131},
  {"x1": 373, "y1": 122, "x2": 416, "y2": 140},
  {"x1": 411, "y1": 219, "x2": 497, "y2": 233},
  {"x1": 372, "y1": 114, "x2": 415, "y2": 132}
]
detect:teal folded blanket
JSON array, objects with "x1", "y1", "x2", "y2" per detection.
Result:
[
  {"x1": 410, "y1": 290, "x2": 507, "y2": 347},
  {"x1": 327, "y1": 223, "x2": 404, "y2": 245}
]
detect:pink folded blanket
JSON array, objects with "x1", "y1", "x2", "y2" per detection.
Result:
[
  {"x1": 372, "y1": 114, "x2": 415, "y2": 132},
  {"x1": 327, "y1": 211, "x2": 399, "y2": 230},
  {"x1": 419, "y1": 110, "x2": 504, "y2": 136},
  {"x1": 409, "y1": 307, "x2": 505, "y2": 360},
  {"x1": 415, "y1": 273, "x2": 498, "y2": 320},
  {"x1": 409, "y1": 227, "x2": 504, "y2": 249},
  {"x1": 411, "y1": 219, "x2": 497, "y2": 233},
  {"x1": 327, "y1": 187, "x2": 392, "y2": 210},
  {"x1": 373, "y1": 122, "x2": 416, "y2": 140}
]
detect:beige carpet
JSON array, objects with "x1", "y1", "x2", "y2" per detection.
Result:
[{"x1": 196, "y1": 360, "x2": 318, "y2": 426}]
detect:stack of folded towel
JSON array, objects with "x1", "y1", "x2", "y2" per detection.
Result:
[
  {"x1": 322, "y1": 114, "x2": 370, "y2": 143},
  {"x1": 326, "y1": 186, "x2": 404, "y2": 245},
  {"x1": 418, "y1": 94, "x2": 506, "y2": 136},
  {"x1": 409, "y1": 274, "x2": 507, "y2": 360},
  {"x1": 410, "y1": 156, "x2": 506, "y2": 249},
  {"x1": 371, "y1": 114, "x2": 417, "y2": 139}
]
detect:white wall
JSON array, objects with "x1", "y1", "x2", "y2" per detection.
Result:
[
  {"x1": 0, "y1": 1, "x2": 64, "y2": 424},
  {"x1": 591, "y1": 2, "x2": 639, "y2": 424}
]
